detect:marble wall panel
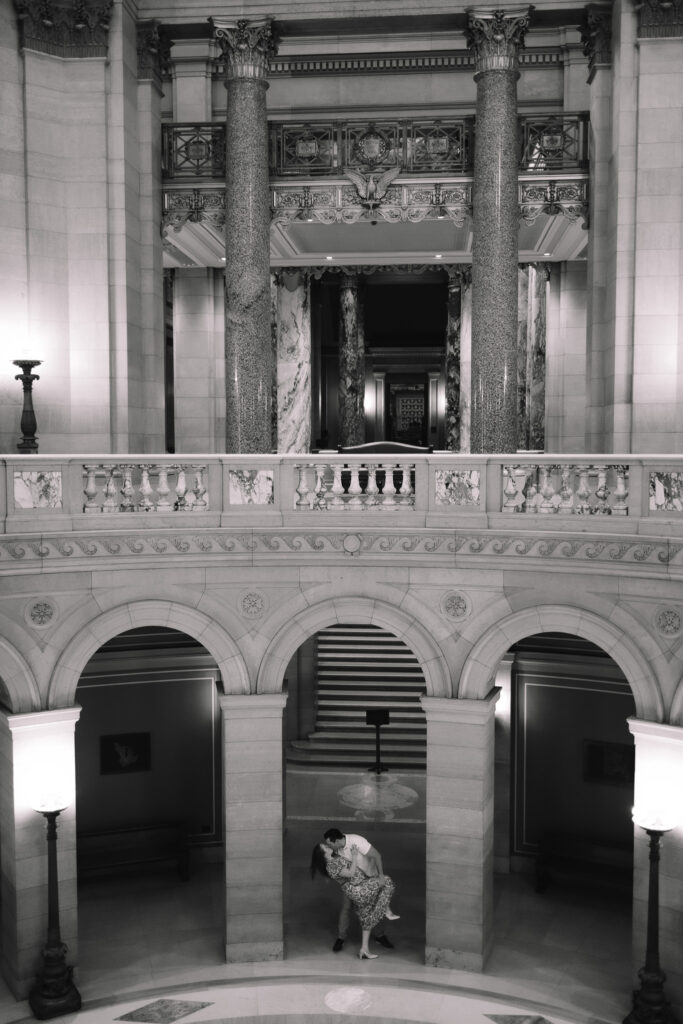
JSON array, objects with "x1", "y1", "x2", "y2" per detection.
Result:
[
  {"x1": 13, "y1": 471, "x2": 62, "y2": 510},
  {"x1": 228, "y1": 469, "x2": 274, "y2": 505},
  {"x1": 275, "y1": 272, "x2": 311, "y2": 453}
]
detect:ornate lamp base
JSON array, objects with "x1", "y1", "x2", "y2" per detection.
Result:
[{"x1": 28, "y1": 943, "x2": 81, "y2": 1020}]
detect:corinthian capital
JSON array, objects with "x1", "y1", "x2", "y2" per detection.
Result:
[
  {"x1": 13, "y1": 0, "x2": 112, "y2": 57},
  {"x1": 634, "y1": 0, "x2": 683, "y2": 39},
  {"x1": 210, "y1": 17, "x2": 278, "y2": 82},
  {"x1": 578, "y1": 3, "x2": 612, "y2": 77},
  {"x1": 466, "y1": 7, "x2": 535, "y2": 74}
]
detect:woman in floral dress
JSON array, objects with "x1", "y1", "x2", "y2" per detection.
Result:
[{"x1": 311, "y1": 843, "x2": 400, "y2": 959}]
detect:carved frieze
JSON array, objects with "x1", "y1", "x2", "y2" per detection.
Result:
[
  {"x1": 12, "y1": 0, "x2": 112, "y2": 57},
  {"x1": 519, "y1": 179, "x2": 589, "y2": 226},
  {"x1": 210, "y1": 17, "x2": 278, "y2": 82},
  {"x1": 635, "y1": 0, "x2": 683, "y2": 38},
  {"x1": 466, "y1": 7, "x2": 535, "y2": 74}
]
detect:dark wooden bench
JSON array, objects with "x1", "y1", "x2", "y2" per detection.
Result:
[
  {"x1": 77, "y1": 823, "x2": 190, "y2": 881},
  {"x1": 535, "y1": 831, "x2": 632, "y2": 893}
]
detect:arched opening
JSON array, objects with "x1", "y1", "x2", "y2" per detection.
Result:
[
  {"x1": 74, "y1": 626, "x2": 225, "y2": 978},
  {"x1": 281, "y1": 622, "x2": 427, "y2": 961},
  {"x1": 490, "y1": 631, "x2": 636, "y2": 1001}
]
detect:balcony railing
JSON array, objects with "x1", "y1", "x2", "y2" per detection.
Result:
[
  {"x1": 161, "y1": 114, "x2": 589, "y2": 181},
  {"x1": 3, "y1": 455, "x2": 683, "y2": 529}
]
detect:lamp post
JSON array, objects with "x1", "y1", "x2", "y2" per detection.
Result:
[
  {"x1": 29, "y1": 803, "x2": 81, "y2": 1020},
  {"x1": 13, "y1": 359, "x2": 42, "y2": 454},
  {"x1": 624, "y1": 810, "x2": 677, "y2": 1024}
]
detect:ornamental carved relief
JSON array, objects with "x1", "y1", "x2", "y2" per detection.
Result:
[
  {"x1": 136, "y1": 20, "x2": 173, "y2": 82},
  {"x1": 466, "y1": 7, "x2": 534, "y2": 74},
  {"x1": 579, "y1": 3, "x2": 613, "y2": 77},
  {"x1": 654, "y1": 608, "x2": 681, "y2": 636},
  {"x1": 634, "y1": 0, "x2": 683, "y2": 39},
  {"x1": 241, "y1": 591, "x2": 266, "y2": 618},
  {"x1": 441, "y1": 591, "x2": 470, "y2": 620},
  {"x1": 210, "y1": 17, "x2": 278, "y2": 81},
  {"x1": 24, "y1": 598, "x2": 57, "y2": 630},
  {"x1": 12, "y1": 0, "x2": 112, "y2": 57}
]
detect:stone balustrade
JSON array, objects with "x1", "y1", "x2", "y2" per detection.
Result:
[{"x1": 3, "y1": 455, "x2": 683, "y2": 527}]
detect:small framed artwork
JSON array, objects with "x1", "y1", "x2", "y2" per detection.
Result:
[
  {"x1": 583, "y1": 739, "x2": 634, "y2": 786},
  {"x1": 100, "y1": 732, "x2": 151, "y2": 775}
]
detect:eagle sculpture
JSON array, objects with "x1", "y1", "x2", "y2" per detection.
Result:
[{"x1": 343, "y1": 166, "x2": 401, "y2": 212}]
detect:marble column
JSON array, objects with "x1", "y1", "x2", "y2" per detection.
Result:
[
  {"x1": 338, "y1": 273, "x2": 365, "y2": 446},
  {"x1": 0, "y1": 708, "x2": 81, "y2": 999},
  {"x1": 445, "y1": 268, "x2": 471, "y2": 451},
  {"x1": 219, "y1": 693, "x2": 287, "y2": 963},
  {"x1": 516, "y1": 265, "x2": 531, "y2": 449},
  {"x1": 420, "y1": 691, "x2": 499, "y2": 971},
  {"x1": 273, "y1": 270, "x2": 312, "y2": 453},
  {"x1": 467, "y1": 8, "x2": 533, "y2": 453},
  {"x1": 529, "y1": 263, "x2": 549, "y2": 451},
  {"x1": 212, "y1": 19, "x2": 277, "y2": 453}
]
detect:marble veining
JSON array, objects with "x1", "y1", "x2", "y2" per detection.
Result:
[
  {"x1": 338, "y1": 274, "x2": 365, "y2": 445},
  {"x1": 13, "y1": 470, "x2": 63, "y2": 509},
  {"x1": 435, "y1": 469, "x2": 481, "y2": 505},
  {"x1": 228, "y1": 469, "x2": 274, "y2": 504},
  {"x1": 650, "y1": 472, "x2": 683, "y2": 511},
  {"x1": 116, "y1": 999, "x2": 212, "y2": 1023},
  {"x1": 276, "y1": 272, "x2": 311, "y2": 453},
  {"x1": 445, "y1": 270, "x2": 463, "y2": 451}
]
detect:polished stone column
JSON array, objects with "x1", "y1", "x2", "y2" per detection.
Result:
[
  {"x1": 445, "y1": 268, "x2": 471, "y2": 451},
  {"x1": 467, "y1": 8, "x2": 533, "y2": 453},
  {"x1": 212, "y1": 18, "x2": 277, "y2": 453},
  {"x1": 338, "y1": 273, "x2": 365, "y2": 446},
  {"x1": 529, "y1": 263, "x2": 549, "y2": 450},
  {"x1": 273, "y1": 269, "x2": 311, "y2": 453}
]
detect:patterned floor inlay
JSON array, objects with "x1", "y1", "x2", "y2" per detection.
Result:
[
  {"x1": 487, "y1": 1015, "x2": 555, "y2": 1024},
  {"x1": 116, "y1": 999, "x2": 213, "y2": 1023}
]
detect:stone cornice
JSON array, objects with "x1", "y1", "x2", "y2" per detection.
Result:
[
  {"x1": 465, "y1": 7, "x2": 535, "y2": 75},
  {"x1": 12, "y1": 0, "x2": 112, "y2": 57},
  {"x1": 210, "y1": 16, "x2": 279, "y2": 82}
]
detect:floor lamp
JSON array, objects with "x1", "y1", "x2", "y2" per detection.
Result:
[
  {"x1": 623, "y1": 809, "x2": 677, "y2": 1024},
  {"x1": 29, "y1": 802, "x2": 81, "y2": 1020}
]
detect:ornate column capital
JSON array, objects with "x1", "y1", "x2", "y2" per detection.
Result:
[
  {"x1": 210, "y1": 17, "x2": 278, "y2": 82},
  {"x1": 633, "y1": 0, "x2": 683, "y2": 38},
  {"x1": 136, "y1": 20, "x2": 173, "y2": 84},
  {"x1": 466, "y1": 7, "x2": 535, "y2": 74},
  {"x1": 12, "y1": 0, "x2": 112, "y2": 57},
  {"x1": 447, "y1": 266, "x2": 473, "y2": 290},
  {"x1": 578, "y1": 3, "x2": 613, "y2": 79}
]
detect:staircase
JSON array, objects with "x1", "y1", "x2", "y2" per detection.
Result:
[{"x1": 287, "y1": 624, "x2": 427, "y2": 769}]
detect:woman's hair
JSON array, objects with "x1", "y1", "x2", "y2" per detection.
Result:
[{"x1": 310, "y1": 843, "x2": 329, "y2": 880}]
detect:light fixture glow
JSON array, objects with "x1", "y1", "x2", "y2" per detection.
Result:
[
  {"x1": 325, "y1": 256, "x2": 333, "y2": 261},
  {"x1": 434, "y1": 254, "x2": 443, "y2": 259}
]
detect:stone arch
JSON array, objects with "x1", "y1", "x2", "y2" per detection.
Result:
[
  {"x1": 49, "y1": 600, "x2": 250, "y2": 707},
  {"x1": 256, "y1": 594, "x2": 451, "y2": 697},
  {"x1": 458, "y1": 604, "x2": 664, "y2": 720},
  {"x1": 0, "y1": 638, "x2": 42, "y2": 714}
]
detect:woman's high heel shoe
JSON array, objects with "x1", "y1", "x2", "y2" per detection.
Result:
[
  {"x1": 358, "y1": 951, "x2": 378, "y2": 960},
  {"x1": 385, "y1": 911, "x2": 400, "y2": 920}
]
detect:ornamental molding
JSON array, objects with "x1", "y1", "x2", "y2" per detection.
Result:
[
  {"x1": 466, "y1": 7, "x2": 535, "y2": 75},
  {"x1": 519, "y1": 178, "x2": 589, "y2": 226},
  {"x1": 634, "y1": 0, "x2": 683, "y2": 38},
  {"x1": 654, "y1": 607, "x2": 682, "y2": 636},
  {"x1": 12, "y1": 0, "x2": 112, "y2": 57},
  {"x1": 0, "y1": 531, "x2": 679, "y2": 570},
  {"x1": 441, "y1": 591, "x2": 470, "y2": 620},
  {"x1": 210, "y1": 17, "x2": 278, "y2": 82},
  {"x1": 240, "y1": 590, "x2": 267, "y2": 618},
  {"x1": 24, "y1": 597, "x2": 57, "y2": 630},
  {"x1": 579, "y1": 3, "x2": 612, "y2": 79},
  {"x1": 137, "y1": 19, "x2": 173, "y2": 83}
]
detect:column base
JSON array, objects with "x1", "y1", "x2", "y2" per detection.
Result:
[
  {"x1": 425, "y1": 946, "x2": 485, "y2": 971},
  {"x1": 225, "y1": 942, "x2": 283, "y2": 963}
]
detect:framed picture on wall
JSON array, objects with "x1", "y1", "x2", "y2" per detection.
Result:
[
  {"x1": 582, "y1": 739, "x2": 634, "y2": 786},
  {"x1": 100, "y1": 732, "x2": 151, "y2": 775}
]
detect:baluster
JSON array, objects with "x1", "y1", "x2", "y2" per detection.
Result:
[
  {"x1": 329, "y1": 464, "x2": 345, "y2": 508},
  {"x1": 382, "y1": 465, "x2": 398, "y2": 507},
  {"x1": 503, "y1": 465, "x2": 519, "y2": 512},
  {"x1": 83, "y1": 464, "x2": 101, "y2": 513},
  {"x1": 174, "y1": 466, "x2": 188, "y2": 510},
  {"x1": 559, "y1": 465, "x2": 574, "y2": 513},
  {"x1": 524, "y1": 468, "x2": 539, "y2": 513},
  {"x1": 539, "y1": 466, "x2": 557, "y2": 513},
  {"x1": 295, "y1": 464, "x2": 312, "y2": 508},
  {"x1": 192, "y1": 465, "x2": 208, "y2": 510},
  {"x1": 313, "y1": 464, "x2": 327, "y2": 509},
  {"x1": 120, "y1": 464, "x2": 135, "y2": 512},
  {"x1": 612, "y1": 465, "x2": 629, "y2": 516},
  {"x1": 575, "y1": 465, "x2": 591, "y2": 514},
  {"x1": 398, "y1": 463, "x2": 413, "y2": 504},
  {"x1": 593, "y1": 465, "x2": 611, "y2": 514},
  {"x1": 101, "y1": 466, "x2": 120, "y2": 513},
  {"x1": 138, "y1": 465, "x2": 155, "y2": 511},
  {"x1": 156, "y1": 465, "x2": 173, "y2": 512},
  {"x1": 365, "y1": 464, "x2": 379, "y2": 507},
  {"x1": 347, "y1": 466, "x2": 363, "y2": 507}
]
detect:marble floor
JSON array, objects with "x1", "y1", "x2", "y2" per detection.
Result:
[{"x1": 0, "y1": 769, "x2": 636, "y2": 1024}]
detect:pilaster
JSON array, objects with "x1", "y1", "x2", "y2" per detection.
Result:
[
  {"x1": 338, "y1": 273, "x2": 365, "y2": 446},
  {"x1": 219, "y1": 693, "x2": 286, "y2": 963},
  {"x1": 420, "y1": 691, "x2": 499, "y2": 970},
  {"x1": 273, "y1": 270, "x2": 312, "y2": 453},
  {"x1": 0, "y1": 708, "x2": 80, "y2": 999}
]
